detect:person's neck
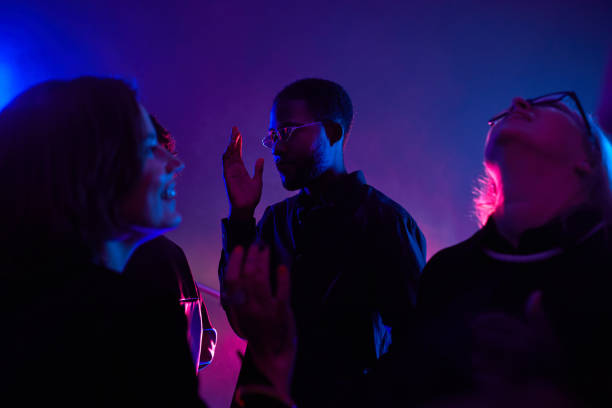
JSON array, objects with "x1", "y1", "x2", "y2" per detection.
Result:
[
  {"x1": 492, "y1": 162, "x2": 584, "y2": 247},
  {"x1": 303, "y1": 163, "x2": 347, "y2": 197},
  {"x1": 99, "y1": 236, "x2": 144, "y2": 273}
]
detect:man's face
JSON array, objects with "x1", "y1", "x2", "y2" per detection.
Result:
[{"x1": 268, "y1": 99, "x2": 332, "y2": 190}]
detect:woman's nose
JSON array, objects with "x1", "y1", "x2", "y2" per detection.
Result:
[
  {"x1": 167, "y1": 154, "x2": 185, "y2": 174},
  {"x1": 510, "y1": 96, "x2": 530, "y2": 112}
]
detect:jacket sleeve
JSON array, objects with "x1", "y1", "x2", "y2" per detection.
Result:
[
  {"x1": 336, "y1": 208, "x2": 427, "y2": 408},
  {"x1": 133, "y1": 292, "x2": 208, "y2": 407},
  {"x1": 373, "y1": 208, "x2": 426, "y2": 331}
]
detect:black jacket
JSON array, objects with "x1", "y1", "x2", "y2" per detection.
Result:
[
  {"x1": 124, "y1": 236, "x2": 217, "y2": 372},
  {"x1": 0, "y1": 258, "x2": 204, "y2": 407},
  {"x1": 417, "y1": 208, "x2": 612, "y2": 406},
  {"x1": 219, "y1": 171, "x2": 426, "y2": 407},
  {"x1": 1, "y1": 250, "x2": 293, "y2": 408}
]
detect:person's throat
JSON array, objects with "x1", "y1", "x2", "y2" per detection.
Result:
[{"x1": 493, "y1": 169, "x2": 585, "y2": 247}]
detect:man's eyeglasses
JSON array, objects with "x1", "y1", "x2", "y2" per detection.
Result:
[
  {"x1": 262, "y1": 121, "x2": 323, "y2": 149},
  {"x1": 488, "y1": 91, "x2": 592, "y2": 140}
]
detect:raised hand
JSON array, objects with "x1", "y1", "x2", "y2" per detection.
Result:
[
  {"x1": 224, "y1": 244, "x2": 295, "y2": 404},
  {"x1": 222, "y1": 126, "x2": 264, "y2": 221}
]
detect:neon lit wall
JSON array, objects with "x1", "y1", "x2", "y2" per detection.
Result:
[{"x1": 1, "y1": 1, "x2": 610, "y2": 406}]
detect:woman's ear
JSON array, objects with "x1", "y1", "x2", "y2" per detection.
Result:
[{"x1": 323, "y1": 121, "x2": 344, "y2": 146}]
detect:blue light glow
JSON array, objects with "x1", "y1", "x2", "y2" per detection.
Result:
[{"x1": 0, "y1": 61, "x2": 15, "y2": 110}]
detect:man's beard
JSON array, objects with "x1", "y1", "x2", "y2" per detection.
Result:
[{"x1": 280, "y1": 139, "x2": 329, "y2": 191}]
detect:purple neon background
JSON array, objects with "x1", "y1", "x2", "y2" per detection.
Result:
[{"x1": 1, "y1": 1, "x2": 610, "y2": 406}]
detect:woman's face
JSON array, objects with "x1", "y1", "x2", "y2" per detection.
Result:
[
  {"x1": 485, "y1": 97, "x2": 589, "y2": 167},
  {"x1": 119, "y1": 105, "x2": 185, "y2": 236}
]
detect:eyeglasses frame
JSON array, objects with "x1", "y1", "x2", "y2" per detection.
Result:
[
  {"x1": 487, "y1": 91, "x2": 593, "y2": 142},
  {"x1": 262, "y1": 121, "x2": 324, "y2": 149}
]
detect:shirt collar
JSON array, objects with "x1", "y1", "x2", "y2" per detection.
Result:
[
  {"x1": 296, "y1": 171, "x2": 366, "y2": 209},
  {"x1": 480, "y1": 206, "x2": 606, "y2": 256}
]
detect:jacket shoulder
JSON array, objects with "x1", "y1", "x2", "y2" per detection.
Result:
[
  {"x1": 419, "y1": 231, "x2": 483, "y2": 294},
  {"x1": 359, "y1": 183, "x2": 396, "y2": 212},
  {"x1": 425, "y1": 231, "x2": 481, "y2": 273},
  {"x1": 362, "y1": 184, "x2": 422, "y2": 232},
  {"x1": 260, "y1": 194, "x2": 301, "y2": 222}
]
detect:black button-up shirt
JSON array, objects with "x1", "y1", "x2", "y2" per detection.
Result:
[{"x1": 220, "y1": 171, "x2": 426, "y2": 407}]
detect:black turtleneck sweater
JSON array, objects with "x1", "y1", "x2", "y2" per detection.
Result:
[{"x1": 416, "y1": 208, "x2": 612, "y2": 406}]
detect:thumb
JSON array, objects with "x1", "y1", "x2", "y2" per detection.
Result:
[
  {"x1": 253, "y1": 158, "x2": 264, "y2": 185},
  {"x1": 230, "y1": 126, "x2": 239, "y2": 144}
]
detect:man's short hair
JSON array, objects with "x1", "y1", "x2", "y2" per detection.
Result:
[{"x1": 273, "y1": 78, "x2": 354, "y2": 141}]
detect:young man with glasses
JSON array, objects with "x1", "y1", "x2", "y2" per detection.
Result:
[{"x1": 219, "y1": 78, "x2": 426, "y2": 407}]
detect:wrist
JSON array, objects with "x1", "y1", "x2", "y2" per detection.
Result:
[{"x1": 229, "y1": 207, "x2": 255, "y2": 222}]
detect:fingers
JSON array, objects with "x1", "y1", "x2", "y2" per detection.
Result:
[
  {"x1": 235, "y1": 127, "x2": 243, "y2": 159},
  {"x1": 244, "y1": 244, "x2": 271, "y2": 299},
  {"x1": 260, "y1": 245, "x2": 270, "y2": 289},
  {"x1": 223, "y1": 126, "x2": 242, "y2": 162},
  {"x1": 253, "y1": 158, "x2": 264, "y2": 185},
  {"x1": 222, "y1": 246, "x2": 247, "y2": 333},
  {"x1": 226, "y1": 126, "x2": 239, "y2": 152}
]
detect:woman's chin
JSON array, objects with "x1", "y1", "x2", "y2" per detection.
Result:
[
  {"x1": 129, "y1": 213, "x2": 182, "y2": 239},
  {"x1": 161, "y1": 213, "x2": 183, "y2": 230}
]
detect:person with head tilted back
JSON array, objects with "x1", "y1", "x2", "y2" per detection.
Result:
[{"x1": 414, "y1": 92, "x2": 612, "y2": 407}]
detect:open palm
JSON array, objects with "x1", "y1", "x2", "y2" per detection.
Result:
[{"x1": 222, "y1": 126, "x2": 264, "y2": 219}]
